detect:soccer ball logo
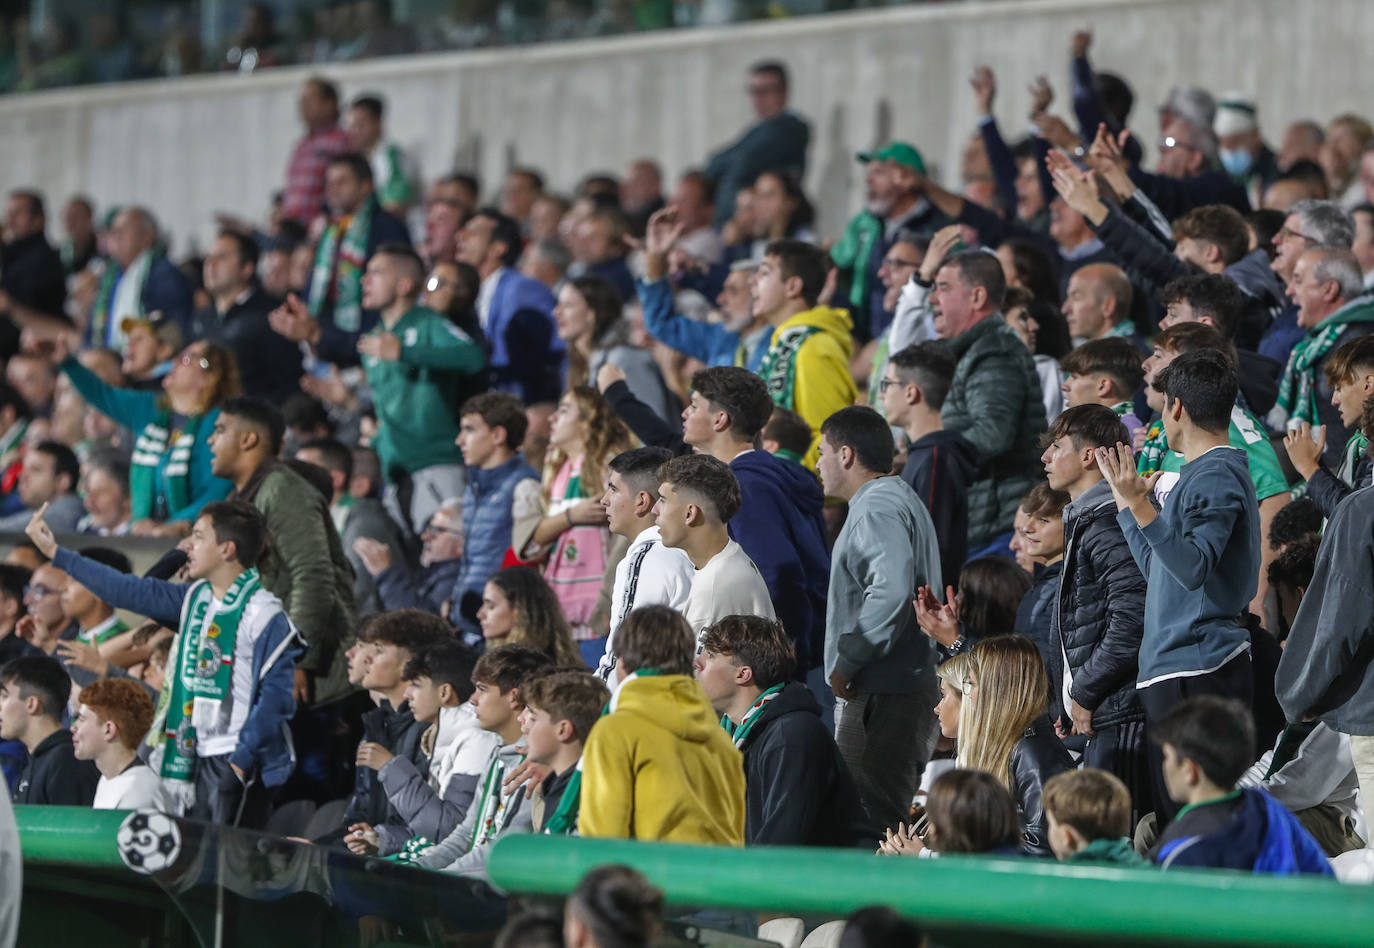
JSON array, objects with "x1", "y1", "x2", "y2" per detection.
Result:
[{"x1": 118, "y1": 810, "x2": 182, "y2": 874}]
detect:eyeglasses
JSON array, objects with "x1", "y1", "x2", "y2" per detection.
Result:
[
  {"x1": 878, "y1": 377, "x2": 904, "y2": 392},
  {"x1": 1159, "y1": 136, "x2": 1198, "y2": 152},
  {"x1": 1278, "y1": 225, "x2": 1318, "y2": 245},
  {"x1": 425, "y1": 276, "x2": 459, "y2": 293},
  {"x1": 179, "y1": 352, "x2": 211, "y2": 370},
  {"x1": 23, "y1": 584, "x2": 59, "y2": 599},
  {"x1": 881, "y1": 257, "x2": 921, "y2": 270}
]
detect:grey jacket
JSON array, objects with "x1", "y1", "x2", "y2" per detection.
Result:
[
  {"x1": 589, "y1": 327, "x2": 676, "y2": 425},
  {"x1": 1277, "y1": 486, "x2": 1374, "y2": 734},
  {"x1": 340, "y1": 496, "x2": 409, "y2": 617},
  {"x1": 373, "y1": 705, "x2": 501, "y2": 855},
  {"x1": 825, "y1": 476, "x2": 942, "y2": 694},
  {"x1": 415, "y1": 742, "x2": 531, "y2": 878},
  {"x1": 0, "y1": 492, "x2": 84, "y2": 533}
]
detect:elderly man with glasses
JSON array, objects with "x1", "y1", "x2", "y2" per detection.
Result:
[{"x1": 1259, "y1": 199, "x2": 1357, "y2": 364}]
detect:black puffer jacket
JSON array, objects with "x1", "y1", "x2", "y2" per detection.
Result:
[
  {"x1": 1010, "y1": 715, "x2": 1074, "y2": 857},
  {"x1": 1053, "y1": 481, "x2": 1147, "y2": 730}
]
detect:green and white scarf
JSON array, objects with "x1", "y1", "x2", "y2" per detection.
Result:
[
  {"x1": 1271, "y1": 302, "x2": 1374, "y2": 430},
  {"x1": 129, "y1": 409, "x2": 203, "y2": 521},
  {"x1": 758, "y1": 326, "x2": 819, "y2": 411},
  {"x1": 150, "y1": 569, "x2": 262, "y2": 788},
  {"x1": 1136, "y1": 417, "x2": 1169, "y2": 476},
  {"x1": 1338, "y1": 430, "x2": 1370, "y2": 487},
  {"x1": 720, "y1": 683, "x2": 784, "y2": 750},
  {"x1": 308, "y1": 198, "x2": 374, "y2": 333},
  {"x1": 1105, "y1": 320, "x2": 1139, "y2": 341}
]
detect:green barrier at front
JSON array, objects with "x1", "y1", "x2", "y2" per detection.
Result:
[
  {"x1": 487, "y1": 834, "x2": 1374, "y2": 948},
  {"x1": 17, "y1": 805, "x2": 130, "y2": 869}
]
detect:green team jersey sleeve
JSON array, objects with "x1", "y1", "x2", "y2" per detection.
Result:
[
  {"x1": 1230, "y1": 403, "x2": 1288, "y2": 501},
  {"x1": 399, "y1": 313, "x2": 486, "y2": 372}
]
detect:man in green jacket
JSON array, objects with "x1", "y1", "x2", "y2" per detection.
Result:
[
  {"x1": 358, "y1": 244, "x2": 486, "y2": 537},
  {"x1": 931, "y1": 250, "x2": 1047, "y2": 555},
  {"x1": 210, "y1": 397, "x2": 356, "y2": 709}
]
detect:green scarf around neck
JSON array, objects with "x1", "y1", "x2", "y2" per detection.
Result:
[
  {"x1": 308, "y1": 198, "x2": 374, "y2": 333},
  {"x1": 128, "y1": 408, "x2": 204, "y2": 521},
  {"x1": 759, "y1": 326, "x2": 820, "y2": 411},
  {"x1": 151, "y1": 569, "x2": 262, "y2": 785},
  {"x1": 1272, "y1": 301, "x2": 1374, "y2": 430}
]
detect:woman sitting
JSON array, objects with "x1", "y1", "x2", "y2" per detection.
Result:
[
  {"x1": 477, "y1": 566, "x2": 584, "y2": 666},
  {"x1": 958, "y1": 635, "x2": 1073, "y2": 857}
]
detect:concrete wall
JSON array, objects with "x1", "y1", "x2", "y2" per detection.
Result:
[{"x1": 0, "y1": 0, "x2": 1370, "y2": 252}]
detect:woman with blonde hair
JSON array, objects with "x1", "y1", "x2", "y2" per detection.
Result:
[
  {"x1": 478, "y1": 566, "x2": 584, "y2": 667},
  {"x1": 520, "y1": 386, "x2": 635, "y2": 663},
  {"x1": 53, "y1": 335, "x2": 239, "y2": 537},
  {"x1": 957, "y1": 635, "x2": 1072, "y2": 857}
]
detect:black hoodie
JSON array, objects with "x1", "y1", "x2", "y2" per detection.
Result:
[
  {"x1": 901, "y1": 430, "x2": 979, "y2": 586},
  {"x1": 15, "y1": 729, "x2": 99, "y2": 806},
  {"x1": 739, "y1": 682, "x2": 877, "y2": 848}
]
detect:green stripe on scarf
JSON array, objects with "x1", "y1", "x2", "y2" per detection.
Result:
[
  {"x1": 308, "y1": 198, "x2": 374, "y2": 333},
  {"x1": 1271, "y1": 300, "x2": 1374, "y2": 430},
  {"x1": 1136, "y1": 418, "x2": 1169, "y2": 476},
  {"x1": 759, "y1": 326, "x2": 820, "y2": 411},
  {"x1": 152, "y1": 569, "x2": 262, "y2": 784},
  {"x1": 128, "y1": 409, "x2": 204, "y2": 521}
]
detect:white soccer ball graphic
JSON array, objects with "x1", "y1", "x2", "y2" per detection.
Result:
[{"x1": 118, "y1": 809, "x2": 182, "y2": 874}]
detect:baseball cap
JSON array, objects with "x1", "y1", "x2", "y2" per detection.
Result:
[
  {"x1": 1213, "y1": 93, "x2": 1259, "y2": 137},
  {"x1": 120, "y1": 313, "x2": 183, "y2": 351},
  {"x1": 857, "y1": 142, "x2": 927, "y2": 175}
]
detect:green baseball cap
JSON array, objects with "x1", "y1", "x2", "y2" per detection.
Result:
[{"x1": 857, "y1": 142, "x2": 926, "y2": 175}]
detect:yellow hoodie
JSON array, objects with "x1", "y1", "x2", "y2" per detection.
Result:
[
  {"x1": 580, "y1": 673, "x2": 745, "y2": 845},
  {"x1": 764, "y1": 305, "x2": 858, "y2": 468}
]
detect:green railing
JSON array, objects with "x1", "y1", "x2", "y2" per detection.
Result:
[
  {"x1": 19, "y1": 807, "x2": 1374, "y2": 948},
  {"x1": 487, "y1": 834, "x2": 1374, "y2": 948}
]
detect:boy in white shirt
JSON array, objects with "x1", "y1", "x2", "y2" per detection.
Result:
[
  {"x1": 595, "y1": 447, "x2": 695, "y2": 680},
  {"x1": 653, "y1": 454, "x2": 775, "y2": 642},
  {"x1": 71, "y1": 677, "x2": 170, "y2": 811}
]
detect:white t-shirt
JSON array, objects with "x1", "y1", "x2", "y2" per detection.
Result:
[
  {"x1": 684, "y1": 539, "x2": 776, "y2": 646},
  {"x1": 597, "y1": 526, "x2": 695, "y2": 680},
  {"x1": 93, "y1": 761, "x2": 171, "y2": 810}
]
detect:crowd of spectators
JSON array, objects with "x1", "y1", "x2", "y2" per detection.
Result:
[
  {"x1": 0, "y1": 0, "x2": 840, "y2": 94},
  {"x1": 4, "y1": 23, "x2": 1374, "y2": 945}
]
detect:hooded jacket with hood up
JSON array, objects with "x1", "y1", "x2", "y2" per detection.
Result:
[
  {"x1": 764, "y1": 305, "x2": 858, "y2": 468},
  {"x1": 738, "y1": 681, "x2": 876, "y2": 847},
  {"x1": 580, "y1": 673, "x2": 745, "y2": 844}
]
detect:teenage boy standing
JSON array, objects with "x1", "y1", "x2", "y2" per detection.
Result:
[
  {"x1": 596, "y1": 447, "x2": 693, "y2": 680},
  {"x1": 1097, "y1": 350, "x2": 1260, "y2": 821},
  {"x1": 27, "y1": 500, "x2": 301, "y2": 825},
  {"x1": 1040, "y1": 404, "x2": 1149, "y2": 813}
]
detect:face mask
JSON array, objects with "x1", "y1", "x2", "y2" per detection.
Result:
[{"x1": 1219, "y1": 148, "x2": 1254, "y2": 176}]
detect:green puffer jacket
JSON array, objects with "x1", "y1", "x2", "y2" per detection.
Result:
[
  {"x1": 940, "y1": 314, "x2": 1048, "y2": 546},
  {"x1": 241, "y1": 460, "x2": 358, "y2": 707}
]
